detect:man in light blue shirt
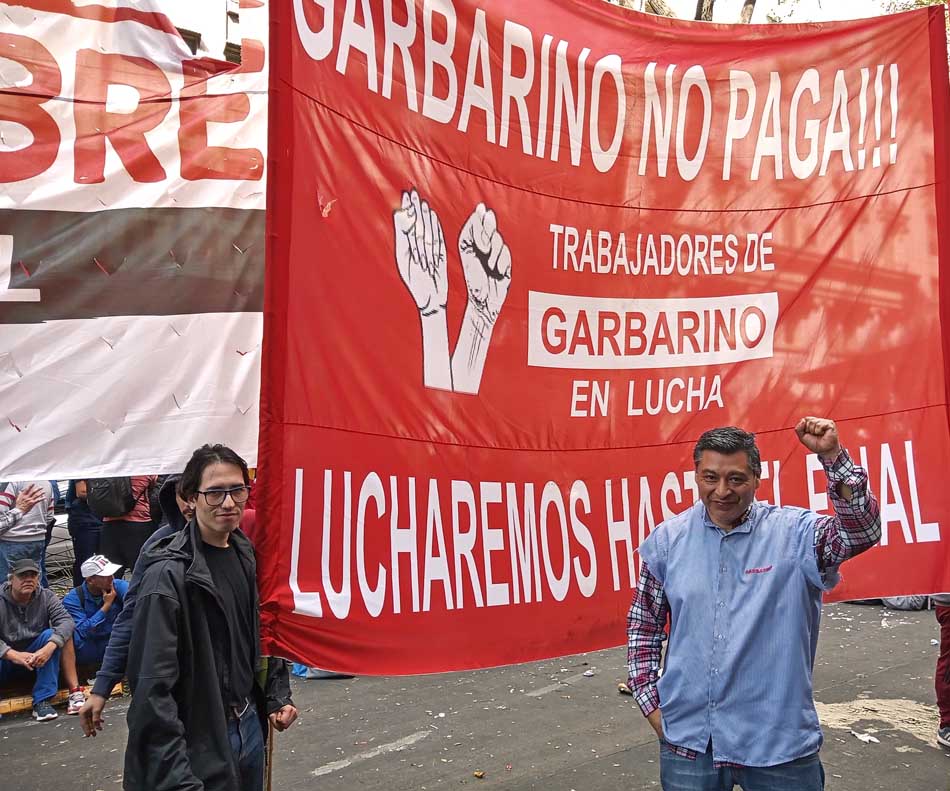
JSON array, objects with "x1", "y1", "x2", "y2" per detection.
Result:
[{"x1": 628, "y1": 417, "x2": 882, "y2": 790}]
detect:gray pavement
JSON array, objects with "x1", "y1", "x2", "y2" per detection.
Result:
[{"x1": 1, "y1": 602, "x2": 948, "y2": 790}]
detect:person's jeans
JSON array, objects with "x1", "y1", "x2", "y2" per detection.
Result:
[
  {"x1": 0, "y1": 539, "x2": 48, "y2": 587},
  {"x1": 659, "y1": 740, "x2": 824, "y2": 791},
  {"x1": 68, "y1": 524, "x2": 101, "y2": 589},
  {"x1": 227, "y1": 701, "x2": 265, "y2": 791},
  {"x1": 0, "y1": 628, "x2": 62, "y2": 704},
  {"x1": 936, "y1": 606, "x2": 950, "y2": 728}
]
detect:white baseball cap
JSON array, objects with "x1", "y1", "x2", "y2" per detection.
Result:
[{"x1": 80, "y1": 554, "x2": 121, "y2": 579}]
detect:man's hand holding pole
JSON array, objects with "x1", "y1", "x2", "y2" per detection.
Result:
[{"x1": 268, "y1": 704, "x2": 299, "y2": 733}]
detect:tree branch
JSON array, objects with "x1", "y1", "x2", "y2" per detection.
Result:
[
  {"x1": 643, "y1": 0, "x2": 677, "y2": 16},
  {"x1": 740, "y1": 0, "x2": 757, "y2": 23},
  {"x1": 695, "y1": 0, "x2": 715, "y2": 21}
]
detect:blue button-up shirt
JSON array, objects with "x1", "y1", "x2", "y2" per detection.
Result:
[
  {"x1": 640, "y1": 500, "x2": 831, "y2": 765},
  {"x1": 629, "y1": 450, "x2": 881, "y2": 767}
]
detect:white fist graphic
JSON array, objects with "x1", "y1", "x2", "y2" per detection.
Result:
[
  {"x1": 457, "y1": 203, "x2": 512, "y2": 326},
  {"x1": 393, "y1": 189, "x2": 448, "y2": 317},
  {"x1": 392, "y1": 191, "x2": 512, "y2": 395}
]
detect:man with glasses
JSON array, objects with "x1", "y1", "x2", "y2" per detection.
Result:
[{"x1": 119, "y1": 445, "x2": 296, "y2": 791}]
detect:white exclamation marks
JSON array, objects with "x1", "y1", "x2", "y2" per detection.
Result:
[
  {"x1": 889, "y1": 63, "x2": 899, "y2": 163},
  {"x1": 858, "y1": 67, "x2": 870, "y2": 169},
  {"x1": 873, "y1": 64, "x2": 885, "y2": 168}
]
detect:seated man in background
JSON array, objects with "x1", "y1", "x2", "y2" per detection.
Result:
[
  {"x1": 0, "y1": 558, "x2": 76, "y2": 721},
  {"x1": 61, "y1": 554, "x2": 128, "y2": 714}
]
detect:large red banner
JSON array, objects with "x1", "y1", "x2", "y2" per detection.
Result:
[{"x1": 260, "y1": 0, "x2": 950, "y2": 674}]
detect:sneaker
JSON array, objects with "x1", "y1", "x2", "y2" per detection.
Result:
[
  {"x1": 67, "y1": 689, "x2": 85, "y2": 715},
  {"x1": 938, "y1": 727, "x2": 950, "y2": 748},
  {"x1": 32, "y1": 700, "x2": 58, "y2": 722}
]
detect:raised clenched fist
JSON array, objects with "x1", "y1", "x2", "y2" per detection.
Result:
[
  {"x1": 392, "y1": 188, "x2": 448, "y2": 317},
  {"x1": 795, "y1": 416, "x2": 842, "y2": 460},
  {"x1": 458, "y1": 203, "x2": 512, "y2": 326}
]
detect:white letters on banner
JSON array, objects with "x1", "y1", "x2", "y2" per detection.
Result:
[
  {"x1": 291, "y1": 2, "x2": 901, "y2": 180},
  {"x1": 287, "y1": 438, "x2": 941, "y2": 619}
]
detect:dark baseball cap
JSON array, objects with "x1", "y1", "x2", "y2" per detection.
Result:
[{"x1": 10, "y1": 558, "x2": 40, "y2": 576}]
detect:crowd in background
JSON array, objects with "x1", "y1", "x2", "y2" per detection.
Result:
[
  {"x1": 0, "y1": 473, "x2": 260, "y2": 721},
  {"x1": 1, "y1": 449, "x2": 296, "y2": 791}
]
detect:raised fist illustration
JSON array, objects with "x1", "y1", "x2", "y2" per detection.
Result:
[
  {"x1": 458, "y1": 203, "x2": 512, "y2": 326},
  {"x1": 393, "y1": 188, "x2": 448, "y2": 317}
]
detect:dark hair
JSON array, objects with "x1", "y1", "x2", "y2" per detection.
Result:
[
  {"x1": 179, "y1": 444, "x2": 250, "y2": 499},
  {"x1": 693, "y1": 427, "x2": 762, "y2": 477}
]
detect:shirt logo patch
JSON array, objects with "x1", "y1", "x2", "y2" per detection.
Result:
[{"x1": 744, "y1": 565, "x2": 773, "y2": 575}]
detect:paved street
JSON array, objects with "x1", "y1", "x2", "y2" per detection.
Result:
[{"x1": 1, "y1": 603, "x2": 948, "y2": 790}]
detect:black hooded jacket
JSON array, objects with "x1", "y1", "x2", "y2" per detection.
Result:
[
  {"x1": 123, "y1": 519, "x2": 292, "y2": 791},
  {"x1": 90, "y1": 475, "x2": 190, "y2": 698}
]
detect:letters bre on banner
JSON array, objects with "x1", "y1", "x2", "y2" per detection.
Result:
[{"x1": 259, "y1": 0, "x2": 950, "y2": 674}]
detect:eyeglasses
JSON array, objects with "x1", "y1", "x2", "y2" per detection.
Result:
[{"x1": 197, "y1": 486, "x2": 251, "y2": 507}]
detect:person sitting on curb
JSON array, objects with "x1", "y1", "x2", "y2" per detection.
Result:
[
  {"x1": 61, "y1": 555, "x2": 129, "y2": 714},
  {"x1": 0, "y1": 558, "x2": 76, "y2": 721}
]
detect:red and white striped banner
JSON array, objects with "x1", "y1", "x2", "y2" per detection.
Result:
[{"x1": 0, "y1": 0, "x2": 268, "y2": 478}]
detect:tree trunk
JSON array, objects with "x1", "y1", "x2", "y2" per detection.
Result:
[
  {"x1": 694, "y1": 0, "x2": 715, "y2": 21},
  {"x1": 739, "y1": 0, "x2": 757, "y2": 23},
  {"x1": 643, "y1": 0, "x2": 677, "y2": 16}
]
